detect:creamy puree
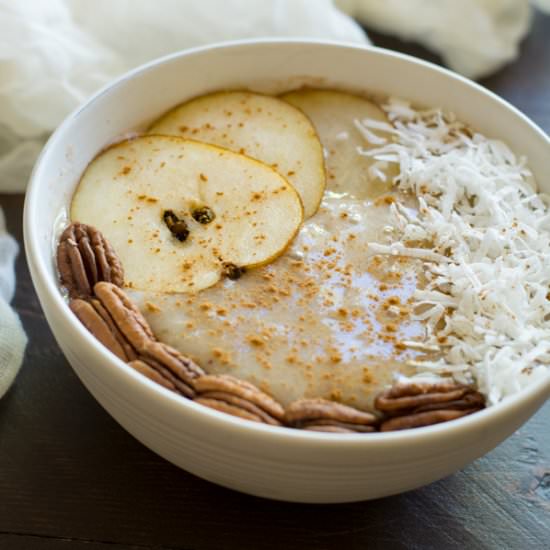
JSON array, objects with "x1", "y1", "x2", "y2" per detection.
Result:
[{"x1": 129, "y1": 189, "x2": 426, "y2": 410}]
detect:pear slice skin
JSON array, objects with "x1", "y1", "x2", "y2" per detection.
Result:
[
  {"x1": 148, "y1": 91, "x2": 326, "y2": 218},
  {"x1": 71, "y1": 135, "x2": 304, "y2": 294},
  {"x1": 280, "y1": 89, "x2": 398, "y2": 199}
]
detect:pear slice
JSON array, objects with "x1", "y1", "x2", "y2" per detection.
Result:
[
  {"x1": 280, "y1": 89, "x2": 398, "y2": 199},
  {"x1": 148, "y1": 91, "x2": 325, "y2": 218},
  {"x1": 71, "y1": 136, "x2": 303, "y2": 293}
]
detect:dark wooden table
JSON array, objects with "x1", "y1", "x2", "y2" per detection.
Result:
[{"x1": 1, "y1": 14, "x2": 549, "y2": 550}]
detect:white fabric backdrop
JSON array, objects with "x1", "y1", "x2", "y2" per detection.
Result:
[{"x1": 0, "y1": 209, "x2": 26, "y2": 398}]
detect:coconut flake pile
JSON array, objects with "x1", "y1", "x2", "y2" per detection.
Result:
[{"x1": 356, "y1": 99, "x2": 550, "y2": 405}]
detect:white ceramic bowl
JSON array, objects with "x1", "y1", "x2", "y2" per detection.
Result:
[{"x1": 24, "y1": 40, "x2": 550, "y2": 503}]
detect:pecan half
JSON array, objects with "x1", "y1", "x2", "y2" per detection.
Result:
[
  {"x1": 89, "y1": 297, "x2": 138, "y2": 361},
  {"x1": 375, "y1": 381, "x2": 485, "y2": 431},
  {"x1": 303, "y1": 424, "x2": 358, "y2": 434},
  {"x1": 137, "y1": 344, "x2": 202, "y2": 397},
  {"x1": 375, "y1": 381, "x2": 471, "y2": 412},
  {"x1": 194, "y1": 397, "x2": 266, "y2": 423},
  {"x1": 284, "y1": 398, "x2": 378, "y2": 433},
  {"x1": 142, "y1": 341, "x2": 204, "y2": 379},
  {"x1": 93, "y1": 282, "x2": 155, "y2": 349},
  {"x1": 412, "y1": 390, "x2": 485, "y2": 413},
  {"x1": 380, "y1": 409, "x2": 476, "y2": 432},
  {"x1": 70, "y1": 298, "x2": 130, "y2": 361},
  {"x1": 92, "y1": 282, "x2": 203, "y2": 393},
  {"x1": 57, "y1": 222, "x2": 124, "y2": 298},
  {"x1": 127, "y1": 357, "x2": 196, "y2": 397},
  {"x1": 128, "y1": 359, "x2": 182, "y2": 393},
  {"x1": 193, "y1": 375, "x2": 284, "y2": 425}
]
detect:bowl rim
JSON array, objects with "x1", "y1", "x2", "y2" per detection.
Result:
[{"x1": 24, "y1": 37, "x2": 550, "y2": 448}]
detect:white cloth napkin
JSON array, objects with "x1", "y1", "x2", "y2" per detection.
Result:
[
  {"x1": 0, "y1": 0, "x2": 548, "y2": 397},
  {"x1": 338, "y1": 0, "x2": 550, "y2": 80},
  {"x1": 0, "y1": 209, "x2": 26, "y2": 398}
]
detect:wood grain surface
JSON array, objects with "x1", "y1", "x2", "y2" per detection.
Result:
[{"x1": 1, "y1": 13, "x2": 549, "y2": 550}]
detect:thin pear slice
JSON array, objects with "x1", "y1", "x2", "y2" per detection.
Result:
[
  {"x1": 281, "y1": 89, "x2": 398, "y2": 199},
  {"x1": 148, "y1": 91, "x2": 325, "y2": 218},
  {"x1": 71, "y1": 136, "x2": 303, "y2": 293}
]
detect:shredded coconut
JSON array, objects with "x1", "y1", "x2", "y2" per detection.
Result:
[{"x1": 358, "y1": 98, "x2": 550, "y2": 404}]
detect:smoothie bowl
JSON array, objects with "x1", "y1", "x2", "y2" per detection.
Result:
[{"x1": 24, "y1": 40, "x2": 550, "y2": 503}]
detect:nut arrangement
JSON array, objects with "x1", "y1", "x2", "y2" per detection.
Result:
[{"x1": 57, "y1": 222, "x2": 486, "y2": 433}]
